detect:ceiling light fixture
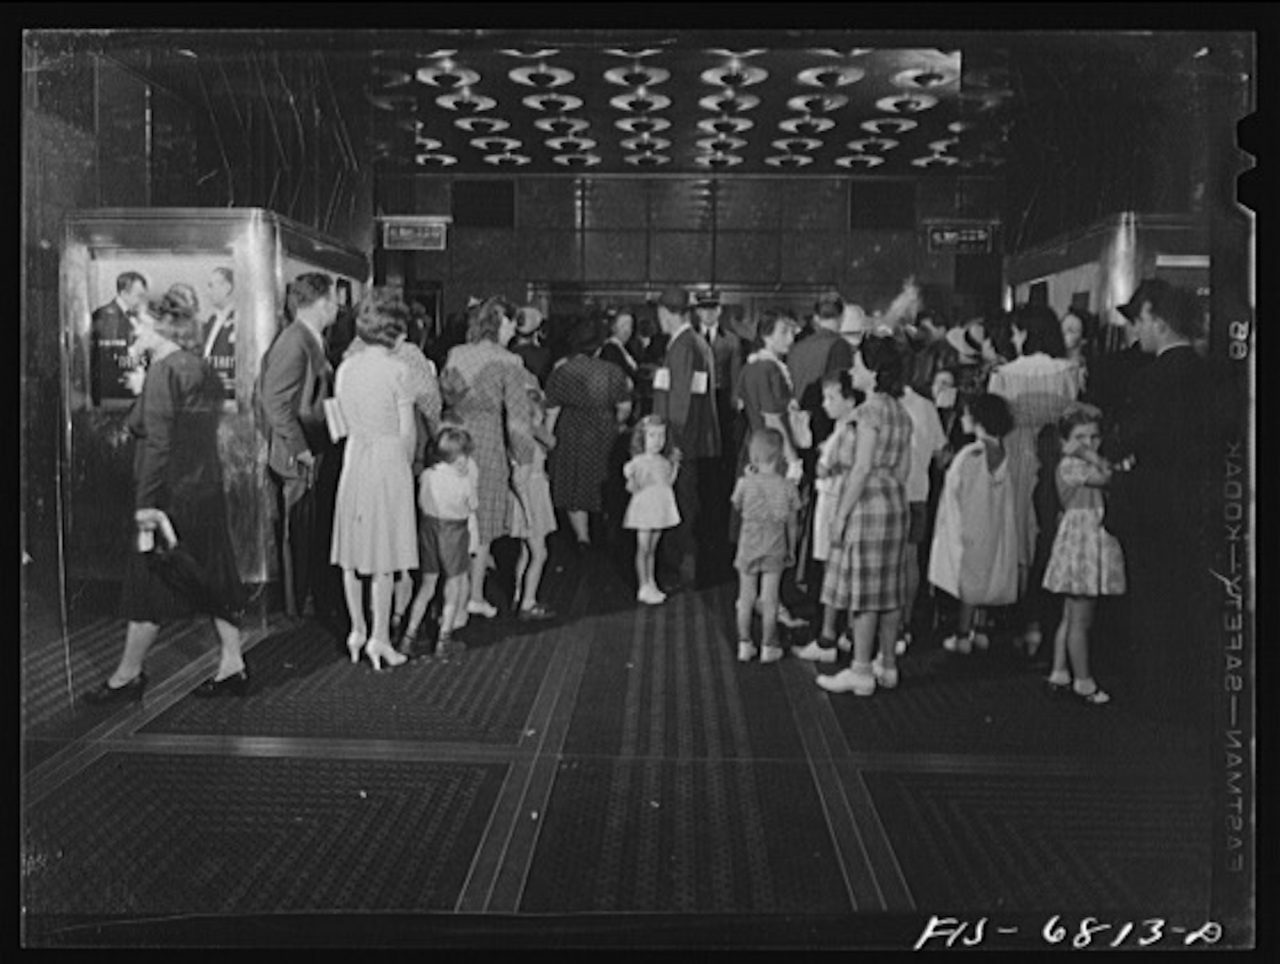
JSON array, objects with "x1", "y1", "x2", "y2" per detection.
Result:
[
  {"x1": 416, "y1": 66, "x2": 481, "y2": 88},
  {"x1": 780, "y1": 115, "x2": 835, "y2": 135},
  {"x1": 625, "y1": 153, "x2": 671, "y2": 166},
  {"x1": 700, "y1": 64, "x2": 768, "y2": 87},
  {"x1": 808, "y1": 47, "x2": 874, "y2": 57},
  {"x1": 436, "y1": 91, "x2": 496, "y2": 113},
  {"x1": 455, "y1": 116, "x2": 511, "y2": 134},
  {"x1": 697, "y1": 135, "x2": 748, "y2": 152},
  {"x1": 554, "y1": 154, "x2": 602, "y2": 167},
  {"x1": 500, "y1": 48, "x2": 561, "y2": 58},
  {"x1": 616, "y1": 115, "x2": 672, "y2": 135},
  {"x1": 796, "y1": 65, "x2": 865, "y2": 88},
  {"x1": 535, "y1": 116, "x2": 590, "y2": 135},
  {"x1": 509, "y1": 64, "x2": 575, "y2": 88},
  {"x1": 911, "y1": 154, "x2": 959, "y2": 168},
  {"x1": 786, "y1": 93, "x2": 848, "y2": 114},
  {"x1": 874, "y1": 94, "x2": 938, "y2": 114},
  {"x1": 706, "y1": 48, "x2": 767, "y2": 59},
  {"x1": 772, "y1": 137, "x2": 823, "y2": 153},
  {"x1": 862, "y1": 117, "x2": 918, "y2": 135},
  {"x1": 546, "y1": 136, "x2": 598, "y2": 152},
  {"x1": 470, "y1": 137, "x2": 522, "y2": 153},
  {"x1": 523, "y1": 93, "x2": 584, "y2": 112},
  {"x1": 697, "y1": 115, "x2": 754, "y2": 135},
  {"x1": 603, "y1": 48, "x2": 664, "y2": 59},
  {"x1": 610, "y1": 90, "x2": 672, "y2": 112},
  {"x1": 847, "y1": 138, "x2": 900, "y2": 152},
  {"x1": 622, "y1": 135, "x2": 672, "y2": 152},
  {"x1": 835, "y1": 154, "x2": 885, "y2": 168},
  {"x1": 699, "y1": 91, "x2": 760, "y2": 112},
  {"x1": 892, "y1": 66, "x2": 959, "y2": 89},
  {"x1": 604, "y1": 65, "x2": 670, "y2": 87},
  {"x1": 764, "y1": 154, "x2": 813, "y2": 168},
  {"x1": 484, "y1": 153, "x2": 532, "y2": 166},
  {"x1": 414, "y1": 153, "x2": 458, "y2": 167},
  {"x1": 694, "y1": 153, "x2": 743, "y2": 169}
]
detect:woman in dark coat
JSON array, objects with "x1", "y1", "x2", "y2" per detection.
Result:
[
  {"x1": 83, "y1": 291, "x2": 249, "y2": 703},
  {"x1": 546, "y1": 317, "x2": 633, "y2": 547},
  {"x1": 596, "y1": 307, "x2": 642, "y2": 546}
]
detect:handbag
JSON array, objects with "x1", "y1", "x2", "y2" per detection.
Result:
[{"x1": 788, "y1": 407, "x2": 813, "y2": 450}]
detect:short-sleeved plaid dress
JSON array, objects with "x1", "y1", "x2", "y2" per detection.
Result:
[
  {"x1": 441, "y1": 340, "x2": 528, "y2": 546},
  {"x1": 821, "y1": 392, "x2": 913, "y2": 612}
]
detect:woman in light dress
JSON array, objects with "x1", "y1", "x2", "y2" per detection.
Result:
[{"x1": 330, "y1": 289, "x2": 419, "y2": 670}]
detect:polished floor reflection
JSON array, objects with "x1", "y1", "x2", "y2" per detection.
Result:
[{"x1": 21, "y1": 538, "x2": 1214, "y2": 946}]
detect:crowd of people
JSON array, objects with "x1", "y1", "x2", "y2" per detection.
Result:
[{"x1": 83, "y1": 272, "x2": 1224, "y2": 728}]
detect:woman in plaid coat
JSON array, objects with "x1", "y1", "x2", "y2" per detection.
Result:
[
  {"x1": 440, "y1": 297, "x2": 532, "y2": 619},
  {"x1": 817, "y1": 334, "x2": 913, "y2": 697}
]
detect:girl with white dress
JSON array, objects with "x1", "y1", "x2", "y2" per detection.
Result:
[{"x1": 622, "y1": 415, "x2": 681, "y2": 605}]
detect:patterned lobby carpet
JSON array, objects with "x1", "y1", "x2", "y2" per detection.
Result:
[{"x1": 21, "y1": 539, "x2": 1226, "y2": 945}]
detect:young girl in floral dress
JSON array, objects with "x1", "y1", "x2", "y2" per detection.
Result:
[{"x1": 1042, "y1": 403, "x2": 1125, "y2": 704}]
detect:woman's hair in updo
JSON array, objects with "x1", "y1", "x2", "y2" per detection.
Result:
[
  {"x1": 145, "y1": 292, "x2": 203, "y2": 352},
  {"x1": 466, "y1": 296, "x2": 515, "y2": 344},
  {"x1": 355, "y1": 287, "x2": 410, "y2": 348}
]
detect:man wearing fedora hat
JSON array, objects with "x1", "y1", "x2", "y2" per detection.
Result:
[
  {"x1": 1107, "y1": 278, "x2": 1217, "y2": 725},
  {"x1": 653, "y1": 285, "x2": 721, "y2": 589}
]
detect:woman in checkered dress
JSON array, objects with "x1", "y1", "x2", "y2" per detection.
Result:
[
  {"x1": 818, "y1": 334, "x2": 913, "y2": 697},
  {"x1": 440, "y1": 297, "x2": 532, "y2": 618}
]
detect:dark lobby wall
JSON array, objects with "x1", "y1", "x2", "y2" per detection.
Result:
[
  {"x1": 376, "y1": 175, "x2": 1003, "y2": 320},
  {"x1": 22, "y1": 39, "x2": 376, "y2": 578}
]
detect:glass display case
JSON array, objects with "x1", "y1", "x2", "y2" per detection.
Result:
[{"x1": 60, "y1": 208, "x2": 367, "y2": 612}]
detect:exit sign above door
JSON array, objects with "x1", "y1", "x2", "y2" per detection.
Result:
[
  {"x1": 381, "y1": 217, "x2": 451, "y2": 251},
  {"x1": 926, "y1": 223, "x2": 994, "y2": 254}
]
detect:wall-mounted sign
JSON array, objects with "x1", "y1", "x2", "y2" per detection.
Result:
[
  {"x1": 926, "y1": 223, "x2": 993, "y2": 254},
  {"x1": 381, "y1": 218, "x2": 450, "y2": 251}
]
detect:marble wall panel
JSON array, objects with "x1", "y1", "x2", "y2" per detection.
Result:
[
  {"x1": 583, "y1": 231, "x2": 647, "y2": 282},
  {"x1": 649, "y1": 231, "x2": 712, "y2": 282},
  {"x1": 714, "y1": 231, "x2": 780, "y2": 285}
]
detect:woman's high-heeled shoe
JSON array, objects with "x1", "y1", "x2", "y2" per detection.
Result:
[
  {"x1": 83, "y1": 671, "x2": 148, "y2": 706},
  {"x1": 346, "y1": 631, "x2": 367, "y2": 664},
  {"x1": 365, "y1": 638, "x2": 407, "y2": 671},
  {"x1": 193, "y1": 668, "x2": 250, "y2": 698}
]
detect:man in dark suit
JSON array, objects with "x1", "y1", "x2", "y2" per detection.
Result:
[
  {"x1": 511, "y1": 305, "x2": 554, "y2": 386},
  {"x1": 260, "y1": 272, "x2": 339, "y2": 619},
  {"x1": 1084, "y1": 307, "x2": 1153, "y2": 459},
  {"x1": 787, "y1": 292, "x2": 855, "y2": 457},
  {"x1": 201, "y1": 267, "x2": 237, "y2": 401},
  {"x1": 693, "y1": 289, "x2": 743, "y2": 579},
  {"x1": 90, "y1": 271, "x2": 148, "y2": 405},
  {"x1": 1109, "y1": 279, "x2": 1217, "y2": 726},
  {"x1": 652, "y1": 285, "x2": 720, "y2": 590}
]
